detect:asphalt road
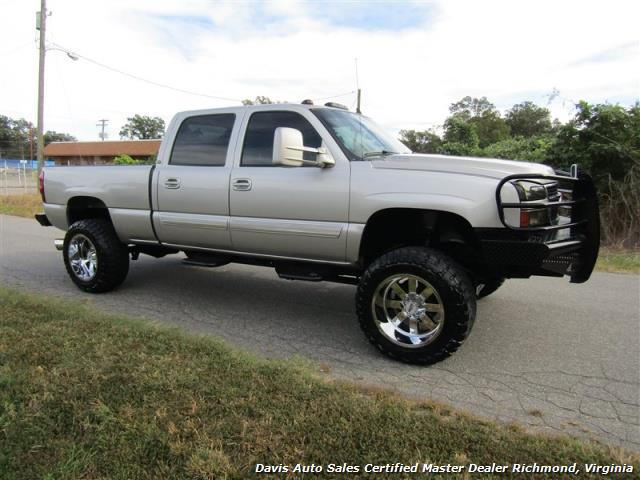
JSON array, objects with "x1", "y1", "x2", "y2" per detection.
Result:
[{"x1": 1, "y1": 214, "x2": 639, "y2": 449}]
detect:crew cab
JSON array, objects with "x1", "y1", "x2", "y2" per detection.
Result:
[{"x1": 36, "y1": 103, "x2": 600, "y2": 364}]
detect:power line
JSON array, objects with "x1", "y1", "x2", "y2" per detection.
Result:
[
  {"x1": 49, "y1": 42, "x2": 243, "y2": 103},
  {"x1": 0, "y1": 41, "x2": 34, "y2": 56},
  {"x1": 312, "y1": 91, "x2": 356, "y2": 102},
  {"x1": 49, "y1": 42, "x2": 356, "y2": 108}
]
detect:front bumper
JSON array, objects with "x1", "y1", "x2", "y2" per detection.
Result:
[{"x1": 479, "y1": 170, "x2": 600, "y2": 283}]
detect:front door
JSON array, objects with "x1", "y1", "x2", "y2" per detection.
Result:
[{"x1": 229, "y1": 109, "x2": 350, "y2": 262}]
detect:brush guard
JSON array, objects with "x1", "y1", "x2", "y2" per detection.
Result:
[{"x1": 493, "y1": 166, "x2": 600, "y2": 283}]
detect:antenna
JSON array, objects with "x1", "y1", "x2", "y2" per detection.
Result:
[{"x1": 355, "y1": 58, "x2": 361, "y2": 114}]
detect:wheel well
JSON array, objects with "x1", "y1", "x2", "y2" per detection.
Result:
[
  {"x1": 359, "y1": 208, "x2": 482, "y2": 269},
  {"x1": 67, "y1": 196, "x2": 111, "y2": 225}
]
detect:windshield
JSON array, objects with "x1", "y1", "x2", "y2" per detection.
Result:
[{"x1": 311, "y1": 108, "x2": 411, "y2": 161}]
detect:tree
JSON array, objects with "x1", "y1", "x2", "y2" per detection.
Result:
[
  {"x1": 448, "y1": 96, "x2": 509, "y2": 148},
  {"x1": 438, "y1": 117, "x2": 480, "y2": 156},
  {"x1": 505, "y1": 101, "x2": 552, "y2": 137},
  {"x1": 44, "y1": 130, "x2": 76, "y2": 145},
  {"x1": 119, "y1": 115, "x2": 165, "y2": 140},
  {"x1": 473, "y1": 111, "x2": 510, "y2": 148},
  {"x1": 1, "y1": 114, "x2": 76, "y2": 159},
  {"x1": 242, "y1": 96, "x2": 275, "y2": 105},
  {"x1": 449, "y1": 96, "x2": 496, "y2": 120},
  {"x1": 399, "y1": 129, "x2": 442, "y2": 153},
  {"x1": 442, "y1": 116, "x2": 478, "y2": 145},
  {"x1": 481, "y1": 136, "x2": 552, "y2": 162},
  {"x1": 549, "y1": 101, "x2": 639, "y2": 186},
  {"x1": 548, "y1": 101, "x2": 640, "y2": 247},
  {"x1": 0, "y1": 117, "x2": 33, "y2": 159},
  {"x1": 0, "y1": 115, "x2": 13, "y2": 158}
]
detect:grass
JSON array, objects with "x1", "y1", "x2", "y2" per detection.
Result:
[
  {"x1": 0, "y1": 192, "x2": 41, "y2": 218},
  {"x1": 1, "y1": 193, "x2": 638, "y2": 274},
  {"x1": 596, "y1": 248, "x2": 640, "y2": 274},
  {"x1": 1, "y1": 286, "x2": 637, "y2": 479}
]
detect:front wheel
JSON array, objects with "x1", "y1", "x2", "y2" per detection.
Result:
[
  {"x1": 63, "y1": 219, "x2": 129, "y2": 293},
  {"x1": 356, "y1": 247, "x2": 476, "y2": 365}
]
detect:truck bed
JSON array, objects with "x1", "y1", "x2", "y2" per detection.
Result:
[{"x1": 43, "y1": 165, "x2": 155, "y2": 242}]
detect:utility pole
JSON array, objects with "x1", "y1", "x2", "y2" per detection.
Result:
[
  {"x1": 96, "y1": 119, "x2": 109, "y2": 141},
  {"x1": 29, "y1": 126, "x2": 34, "y2": 161},
  {"x1": 356, "y1": 89, "x2": 362, "y2": 114},
  {"x1": 36, "y1": 0, "x2": 47, "y2": 176}
]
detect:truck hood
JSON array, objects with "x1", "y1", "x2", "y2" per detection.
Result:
[{"x1": 370, "y1": 153, "x2": 554, "y2": 179}]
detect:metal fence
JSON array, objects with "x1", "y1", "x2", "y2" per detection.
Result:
[
  {"x1": 0, "y1": 159, "x2": 55, "y2": 169},
  {"x1": 0, "y1": 160, "x2": 50, "y2": 194}
]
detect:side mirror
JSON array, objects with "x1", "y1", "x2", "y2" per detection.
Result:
[{"x1": 272, "y1": 127, "x2": 335, "y2": 168}]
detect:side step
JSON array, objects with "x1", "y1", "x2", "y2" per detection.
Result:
[
  {"x1": 182, "y1": 252, "x2": 230, "y2": 268},
  {"x1": 276, "y1": 264, "x2": 359, "y2": 285},
  {"x1": 276, "y1": 269, "x2": 323, "y2": 282}
]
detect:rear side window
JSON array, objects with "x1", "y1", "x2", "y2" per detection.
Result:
[
  {"x1": 241, "y1": 111, "x2": 322, "y2": 166},
  {"x1": 170, "y1": 114, "x2": 235, "y2": 166}
]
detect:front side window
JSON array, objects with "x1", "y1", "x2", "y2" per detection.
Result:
[
  {"x1": 170, "y1": 114, "x2": 235, "y2": 166},
  {"x1": 241, "y1": 111, "x2": 322, "y2": 166}
]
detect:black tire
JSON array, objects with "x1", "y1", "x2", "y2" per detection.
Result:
[
  {"x1": 476, "y1": 278, "x2": 505, "y2": 299},
  {"x1": 356, "y1": 247, "x2": 476, "y2": 365},
  {"x1": 63, "y1": 219, "x2": 129, "y2": 293}
]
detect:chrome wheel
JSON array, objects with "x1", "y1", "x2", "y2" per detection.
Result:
[
  {"x1": 67, "y1": 234, "x2": 98, "y2": 281},
  {"x1": 371, "y1": 274, "x2": 445, "y2": 348}
]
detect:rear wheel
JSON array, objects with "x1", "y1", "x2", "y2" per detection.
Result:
[
  {"x1": 63, "y1": 219, "x2": 129, "y2": 293},
  {"x1": 356, "y1": 247, "x2": 476, "y2": 365}
]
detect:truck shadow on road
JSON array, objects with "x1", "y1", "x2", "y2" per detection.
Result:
[
  {"x1": 119, "y1": 258, "x2": 370, "y2": 357},
  {"x1": 111, "y1": 256, "x2": 511, "y2": 367}
]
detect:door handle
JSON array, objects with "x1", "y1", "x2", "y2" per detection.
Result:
[
  {"x1": 232, "y1": 178, "x2": 252, "y2": 191},
  {"x1": 164, "y1": 178, "x2": 181, "y2": 189}
]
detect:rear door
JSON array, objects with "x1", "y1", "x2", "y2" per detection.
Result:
[
  {"x1": 154, "y1": 111, "x2": 239, "y2": 249},
  {"x1": 228, "y1": 108, "x2": 350, "y2": 262}
]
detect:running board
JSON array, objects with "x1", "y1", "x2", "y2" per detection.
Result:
[{"x1": 182, "y1": 252, "x2": 230, "y2": 268}]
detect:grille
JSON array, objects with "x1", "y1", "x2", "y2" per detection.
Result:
[
  {"x1": 545, "y1": 182, "x2": 559, "y2": 200},
  {"x1": 545, "y1": 182, "x2": 561, "y2": 225}
]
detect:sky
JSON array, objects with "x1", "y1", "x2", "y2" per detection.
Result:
[{"x1": 0, "y1": 0, "x2": 638, "y2": 142}]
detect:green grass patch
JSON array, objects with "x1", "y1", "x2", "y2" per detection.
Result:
[
  {"x1": 596, "y1": 249, "x2": 640, "y2": 274},
  {"x1": 1, "y1": 286, "x2": 637, "y2": 479},
  {"x1": 0, "y1": 192, "x2": 42, "y2": 218}
]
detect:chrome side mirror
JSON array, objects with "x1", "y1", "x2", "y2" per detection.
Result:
[{"x1": 272, "y1": 127, "x2": 334, "y2": 168}]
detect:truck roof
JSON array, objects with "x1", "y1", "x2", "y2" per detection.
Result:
[{"x1": 174, "y1": 102, "x2": 349, "y2": 118}]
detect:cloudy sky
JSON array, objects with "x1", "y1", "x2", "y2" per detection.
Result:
[{"x1": 0, "y1": 0, "x2": 638, "y2": 141}]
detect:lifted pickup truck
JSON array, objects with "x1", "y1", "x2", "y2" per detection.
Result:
[{"x1": 36, "y1": 103, "x2": 599, "y2": 364}]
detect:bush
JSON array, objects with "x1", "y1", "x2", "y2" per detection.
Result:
[
  {"x1": 599, "y1": 163, "x2": 640, "y2": 248},
  {"x1": 481, "y1": 136, "x2": 552, "y2": 163},
  {"x1": 113, "y1": 154, "x2": 154, "y2": 165}
]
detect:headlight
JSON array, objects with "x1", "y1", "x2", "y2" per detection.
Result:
[{"x1": 512, "y1": 181, "x2": 547, "y2": 201}]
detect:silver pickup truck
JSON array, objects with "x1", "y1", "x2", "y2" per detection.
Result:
[{"x1": 36, "y1": 103, "x2": 600, "y2": 364}]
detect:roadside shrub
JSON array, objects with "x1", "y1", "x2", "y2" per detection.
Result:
[
  {"x1": 599, "y1": 163, "x2": 640, "y2": 248},
  {"x1": 481, "y1": 136, "x2": 552, "y2": 163},
  {"x1": 113, "y1": 154, "x2": 154, "y2": 165}
]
